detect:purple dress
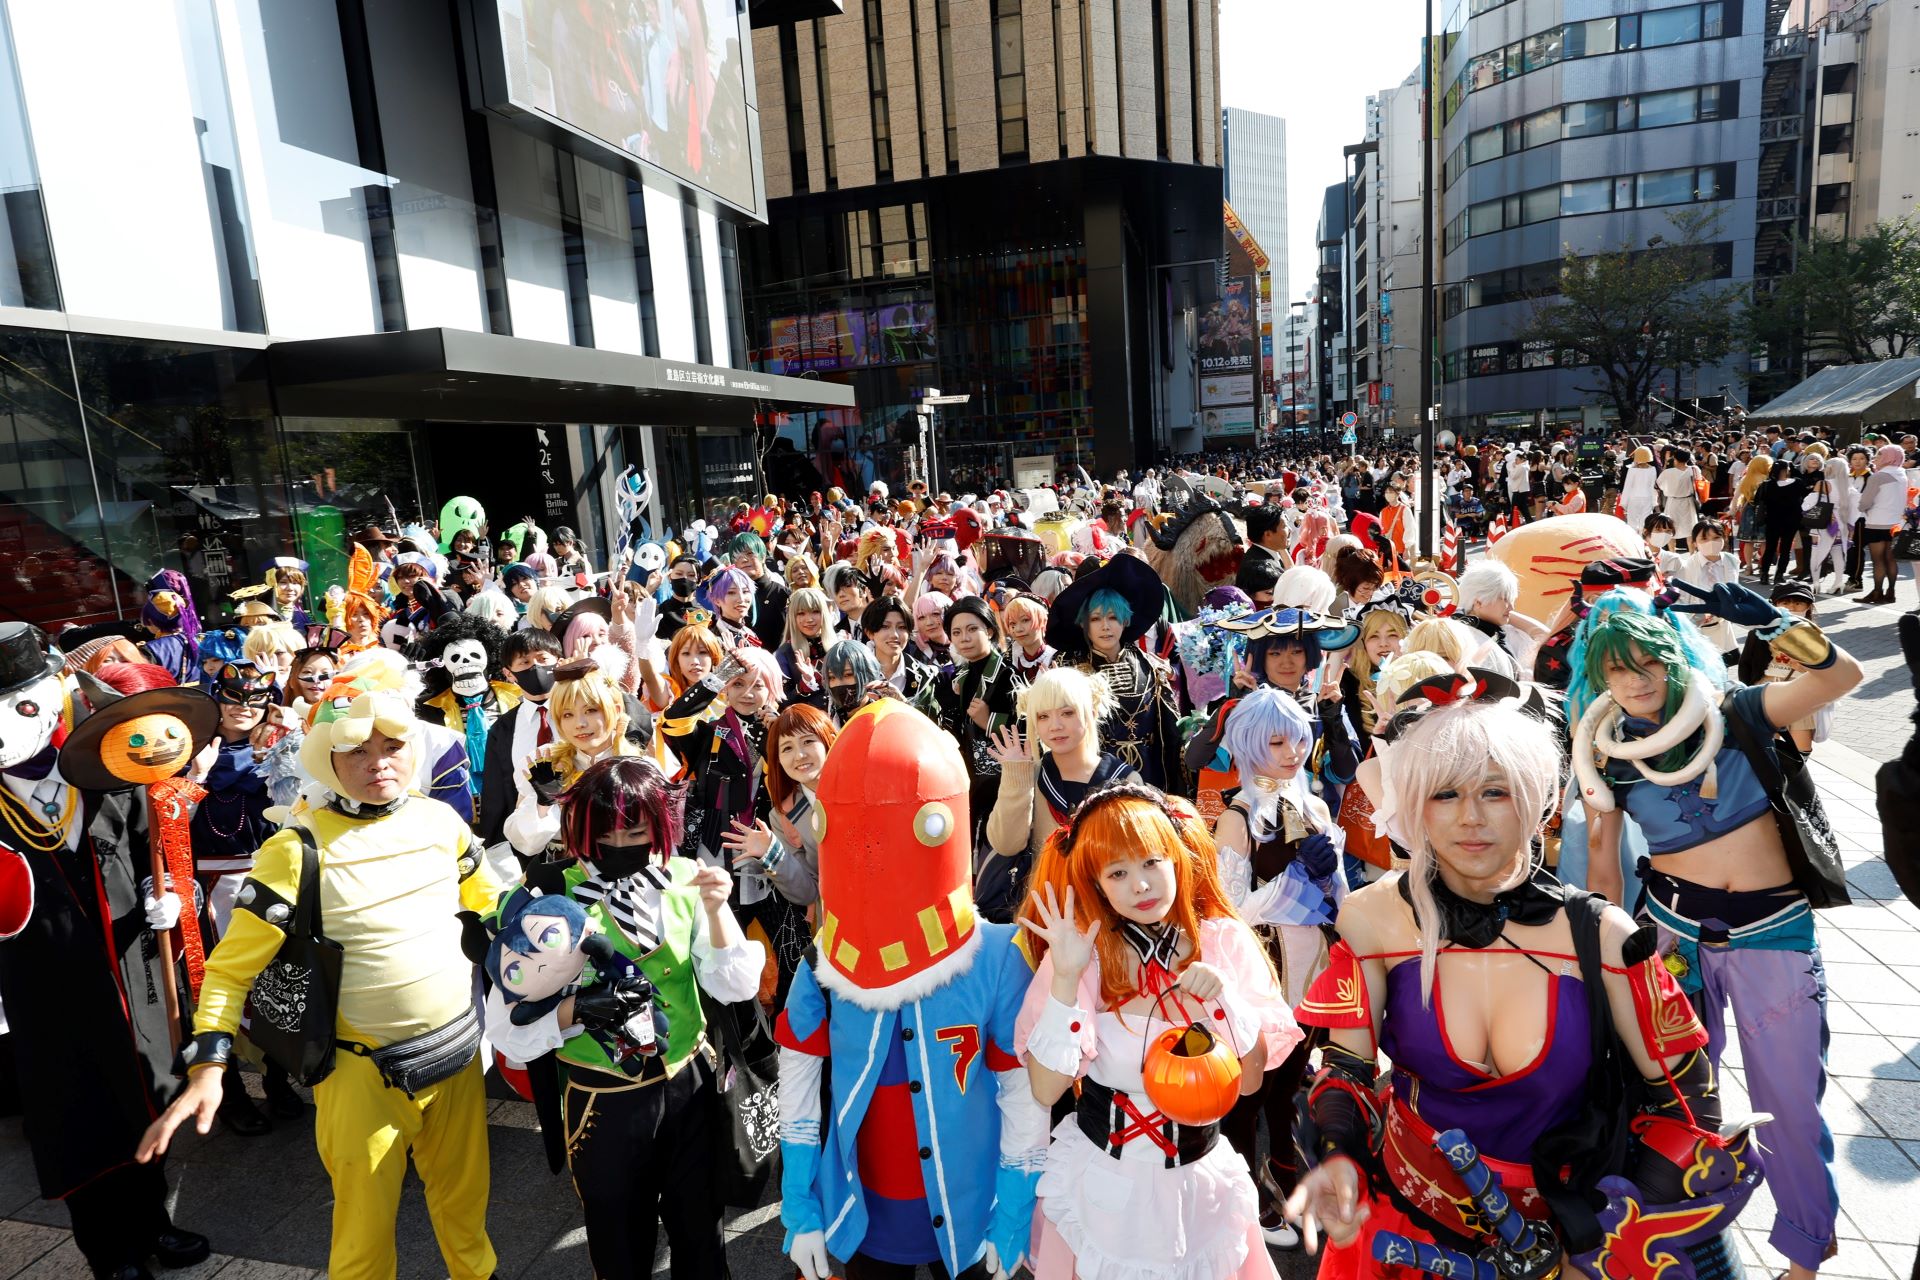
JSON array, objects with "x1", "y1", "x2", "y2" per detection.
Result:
[{"x1": 1379, "y1": 957, "x2": 1593, "y2": 1165}]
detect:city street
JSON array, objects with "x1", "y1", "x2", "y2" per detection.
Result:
[{"x1": 0, "y1": 586, "x2": 1914, "y2": 1279}]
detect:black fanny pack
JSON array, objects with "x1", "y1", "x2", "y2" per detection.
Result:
[
  {"x1": 1076, "y1": 1078, "x2": 1220, "y2": 1167},
  {"x1": 340, "y1": 1005, "x2": 482, "y2": 1098}
]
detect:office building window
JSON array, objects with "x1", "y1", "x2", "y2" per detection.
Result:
[
  {"x1": 864, "y1": 0, "x2": 893, "y2": 183},
  {"x1": 779, "y1": 23, "x2": 809, "y2": 194},
  {"x1": 936, "y1": 0, "x2": 959, "y2": 172},
  {"x1": 1052, "y1": 0, "x2": 1069, "y2": 157},
  {"x1": 626, "y1": 181, "x2": 660, "y2": 357},
  {"x1": 992, "y1": 0, "x2": 1028, "y2": 161},
  {"x1": 813, "y1": 19, "x2": 838, "y2": 188},
  {"x1": 1450, "y1": 83, "x2": 1742, "y2": 183},
  {"x1": 0, "y1": 8, "x2": 56, "y2": 309},
  {"x1": 1445, "y1": 3, "x2": 1729, "y2": 120}
]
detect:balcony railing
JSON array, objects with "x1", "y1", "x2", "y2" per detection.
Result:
[
  {"x1": 1760, "y1": 115, "x2": 1803, "y2": 142},
  {"x1": 1765, "y1": 32, "x2": 1807, "y2": 60},
  {"x1": 1758, "y1": 196, "x2": 1802, "y2": 222}
]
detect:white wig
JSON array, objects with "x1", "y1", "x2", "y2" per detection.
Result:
[
  {"x1": 1381, "y1": 699, "x2": 1562, "y2": 1006},
  {"x1": 1015, "y1": 666, "x2": 1112, "y2": 752},
  {"x1": 1457, "y1": 560, "x2": 1520, "y2": 613},
  {"x1": 1272, "y1": 565, "x2": 1338, "y2": 615}
]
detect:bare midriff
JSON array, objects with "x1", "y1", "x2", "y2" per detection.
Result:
[{"x1": 1647, "y1": 813, "x2": 1793, "y2": 893}]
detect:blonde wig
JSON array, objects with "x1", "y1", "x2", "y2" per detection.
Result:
[
  {"x1": 780, "y1": 586, "x2": 841, "y2": 653},
  {"x1": 1404, "y1": 617, "x2": 1481, "y2": 671},
  {"x1": 1015, "y1": 665, "x2": 1112, "y2": 754},
  {"x1": 242, "y1": 622, "x2": 303, "y2": 666},
  {"x1": 1371, "y1": 650, "x2": 1457, "y2": 720},
  {"x1": 546, "y1": 665, "x2": 631, "y2": 783},
  {"x1": 526, "y1": 585, "x2": 576, "y2": 633}
]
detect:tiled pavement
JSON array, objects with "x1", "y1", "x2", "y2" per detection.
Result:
[{"x1": 0, "y1": 584, "x2": 1915, "y2": 1279}]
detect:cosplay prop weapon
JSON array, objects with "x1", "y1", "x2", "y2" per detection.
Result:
[{"x1": 1372, "y1": 1122, "x2": 1763, "y2": 1280}]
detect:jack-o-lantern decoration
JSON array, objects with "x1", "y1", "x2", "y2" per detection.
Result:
[
  {"x1": 1487, "y1": 513, "x2": 1645, "y2": 623},
  {"x1": 59, "y1": 685, "x2": 218, "y2": 792},
  {"x1": 1141, "y1": 1020, "x2": 1243, "y2": 1126}
]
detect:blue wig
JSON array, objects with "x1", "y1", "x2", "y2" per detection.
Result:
[
  {"x1": 1564, "y1": 587, "x2": 1727, "y2": 728},
  {"x1": 1223, "y1": 687, "x2": 1316, "y2": 839},
  {"x1": 1077, "y1": 588, "x2": 1133, "y2": 630}
]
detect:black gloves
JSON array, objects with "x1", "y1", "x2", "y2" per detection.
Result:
[
  {"x1": 1297, "y1": 832, "x2": 1340, "y2": 880},
  {"x1": 528, "y1": 759, "x2": 566, "y2": 806}
]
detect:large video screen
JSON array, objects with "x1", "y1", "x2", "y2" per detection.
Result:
[{"x1": 491, "y1": 0, "x2": 757, "y2": 215}]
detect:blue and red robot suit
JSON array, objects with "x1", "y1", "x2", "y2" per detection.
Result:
[{"x1": 776, "y1": 700, "x2": 1049, "y2": 1280}]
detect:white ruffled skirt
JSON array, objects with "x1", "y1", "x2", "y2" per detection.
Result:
[{"x1": 1030, "y1": 1115, "x2": 1279, "y2": 1280}]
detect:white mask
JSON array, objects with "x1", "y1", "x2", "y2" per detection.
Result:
[
  {"x1": 1697, "y1": 539, "x2": 1724, "y2": 556},
  {"x1": 1649, "y1": 532, "x2": 1672, "y2": 548},
  {"x1": 442, "y1": 638, "x2": 491, "y2": 698}
]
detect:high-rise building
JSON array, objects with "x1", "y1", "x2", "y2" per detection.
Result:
[
  {"x1": 1791, "y1": 0, "x2": 1920, "y2": 242},
  {"x1": 1344, "y1": 70, "x2": 1429, "y2": 440},
  {"x1": 0, "y1": 1, "x2": 847, "y2": 635},
  {"x1": 1435, "y1": 0, "x2": 1762, "y2": 433},
  {"x1": 1315, "y1": 181, "x2": 1351, "y2": 439},
  {"x1": 1223, "y1": 107, "x2": 1290, "y2": 304},
  {"x1": 738, "y1": 1, "x2": 1227, "y2": 492}
]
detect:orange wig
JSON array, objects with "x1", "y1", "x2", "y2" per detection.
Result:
[
  {"x1": 1024, "y1": 787, "x2": 1238, "y2": 1009},
  {"x1": 666, "y1": 624, "x2": 725, "y2": 698}
]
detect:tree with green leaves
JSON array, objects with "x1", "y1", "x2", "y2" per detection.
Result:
[
  {"x1": 1745, "y1": 216, "x2": 1920, "y2": 367},
  {"x1": 1516, "y1": 209, "x2": 1741, "y2": 434}
]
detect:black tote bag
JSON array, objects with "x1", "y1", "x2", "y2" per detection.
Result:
[
  {"x1": 1721, "y1": 699, "x2": 1851, "y2": 909},
  {"x1": 701, "y1": 993, "x2": 782, "y2": 1208},
  {"x1": 243, "y1": 824, "x2": 344, "y2": 1085}
]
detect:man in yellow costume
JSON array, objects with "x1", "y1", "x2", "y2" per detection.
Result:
[{"x1": 137, "y1": 688, "x2": 501, "y2": 1280}]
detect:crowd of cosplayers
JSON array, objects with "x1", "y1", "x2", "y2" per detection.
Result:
[{"x1": 5, "y1": 435, "x2": 1920, "y2": 1280}]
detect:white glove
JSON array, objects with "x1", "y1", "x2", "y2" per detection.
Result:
[
  {"x1": 983, "y1": 1241, "x2": 1020, "y2": 1280},
  {"x1": 631, "y1": 592, "x2": 659, "y2": 645},
  {"x1": 144, "y1": 892, "x2": 181, "y2": 931},
  {"x1": 789, "y1": 1230, "x2": 830, "y2": 1280}
]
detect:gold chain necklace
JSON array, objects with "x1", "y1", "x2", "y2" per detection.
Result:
[{"x1": 0, "y1": 779, "x2": 77, "y2": 853}]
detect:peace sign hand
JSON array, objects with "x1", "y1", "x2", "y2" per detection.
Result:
[
  {"x1": 1231, "y1": 652, "x2": 1258, "y2": 690},
  {"x1": 986, "y1": 724, "x2": 1031, "y2": 765},
  {"x1": 1019, "y1": 883, "x2": 1101, "y2": 983}
]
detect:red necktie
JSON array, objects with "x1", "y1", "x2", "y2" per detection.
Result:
[{"x1": 535, "y1": 705, "x2": 552, "y2": 748}]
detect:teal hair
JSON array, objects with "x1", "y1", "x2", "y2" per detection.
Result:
[
  {"x1": 1077, "y1": 588, "x2": 1133, "y2": 630},
  {"x1": 725, "y1": 531, "x2": 767, "y2": 559},
  {"x1": 1567, "y1": 592, "x2": 1720, "y2": 774}
]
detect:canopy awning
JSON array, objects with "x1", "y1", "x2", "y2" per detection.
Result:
[
  {"x1": 266, "y1": 328, "x2": 856, "y2": 425},
  {"x1": 1747, "y1": 357, "x2": 1920, "y2": 431}
]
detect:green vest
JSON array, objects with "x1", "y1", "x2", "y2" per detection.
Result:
[{"x1": 556, "y1": 859, "x2": 709, "y2": 1077}]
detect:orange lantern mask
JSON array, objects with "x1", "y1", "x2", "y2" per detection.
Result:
[
  {"x1": 100, "y1": 715, "x2": 196, "y2": 784},
  {"x1": 59, "y1": 686, "x2": 218, "y2": 793},
  {"x1": 1487, "y1": 513, "x2": 1645, "y2": 622},
  {"x1": 814, "y1": 698, "x2": 975, "y2": 1010},
  {"x1": 1141, "y1": 1020, "x2": 1243, "y2": 1126}
]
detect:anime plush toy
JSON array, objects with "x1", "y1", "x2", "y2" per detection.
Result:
[
  {"x1": 1145, "y1": 496, "x2": 1247, "y2": 616},
  {"x1": 0, "y1": 624, "x2": 211, "y2": 1275},
  {"x1": 778, "y1": 701, "x2": 1046, "y2": 1280},
  {"x1": 484, "y1": 885, "x2": 666, "y2": 1070},
  {"x1": 406, "y1": 616, "x2": 520, "y2": 813},
  {"x1": 439, "y1": 495, "x2": 487, "y2": 554}
]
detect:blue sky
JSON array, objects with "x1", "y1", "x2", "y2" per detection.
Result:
[{"x1": 1220, "y1": 0, "x2": 1432, "y2": 302}]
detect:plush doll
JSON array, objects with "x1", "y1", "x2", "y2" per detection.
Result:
[
  {"x1": 777, "y1": 701, "x2": 1047, "y2": 1280},
  {"x1": 483, "y1": 885, "x2": 667, "y2": 1071}
]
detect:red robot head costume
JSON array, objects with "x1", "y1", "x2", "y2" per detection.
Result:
[{"x1": 813, "y1": 698, "x2": 978, "y2": 1011}]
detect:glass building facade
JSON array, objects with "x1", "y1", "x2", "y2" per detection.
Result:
[
  {"x1": 1435, "y1": 0, "x2": 1763, "y2": 431},
  {"x1": 0, "y1": 0, "x2": 847, "y2": 633}
]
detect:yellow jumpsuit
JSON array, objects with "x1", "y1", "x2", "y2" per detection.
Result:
[{"x1": 191, "y1": 797, "x2": 503, "y2": 1280}]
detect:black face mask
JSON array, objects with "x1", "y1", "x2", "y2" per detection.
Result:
[
  {"x1": 828, "y1": 682, "x2": 861, "y2": 711},
  {"x1": 512, "y1": 664, "x2": 557, "y2": 696},
  {"x1": 592, "y1": 840, "x2": 657, "y2": 881},
  {"x1": 670, "y1": 577, "x2": 697, "y2": 599}
]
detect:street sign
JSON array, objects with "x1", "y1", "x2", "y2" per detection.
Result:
[
  {"x1": 1341, "y1": 411, "x2": 1358, "y2": 429},
  {"x1": 1340, "y1": 428, "x2": 1357, "y2": 444}
]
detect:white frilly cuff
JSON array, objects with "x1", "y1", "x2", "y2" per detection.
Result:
[{"x1": 1024, "y1": 995, "x2": 1089, "y2": 1078}]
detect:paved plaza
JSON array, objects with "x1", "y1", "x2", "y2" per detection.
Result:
[{"x1": 0, "y1": 586, "x2": 1915, "y2": 1280}]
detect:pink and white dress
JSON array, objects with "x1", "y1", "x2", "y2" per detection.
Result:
[{"x1": 1016, "y1": 916, "x2": 1302, "y2": 1280}]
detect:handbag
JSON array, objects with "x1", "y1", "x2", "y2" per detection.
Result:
[
  {"x1": 1719, "y1": 695, "x2": 1850, "y2": 909},
  {"x1": 701, "y1": 993, "x2": 782, "y2": 1209},
  {"x1": 241, "y1": 823, "x2": 343, "y2": 1086},
  {"x1": 1800, "y1": 481, "x2": 1834, "y2": 532},
  {"x1": 1894, "y1": 513, "x2": 1920, "y2": 561}
]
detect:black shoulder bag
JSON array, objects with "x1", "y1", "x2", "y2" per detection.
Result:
[
  {"x1": 243, "y1": 824, "x2": 344, "y2": 1086},
  {"x1": 701, "y1": 992, "x2": 782, "y2": 1208},
  {"x1": 1800, "y1": 479, "x2": 1834, "y2": 532},
  {"x1": 1720, "y1": 696, "x2": 1851, "y2": 909}
]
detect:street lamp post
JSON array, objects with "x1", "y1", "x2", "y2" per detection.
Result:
[{"x1": 918, "y1": 390, "x2": 972, "y2": 496}]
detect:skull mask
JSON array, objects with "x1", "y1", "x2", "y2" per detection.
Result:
[
  {"x1": 442, "y1": 638, "x2": 491, "y2": 698},
  {"x1": 0, "y1": 673, "x2": 63, "y2": 771}
]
